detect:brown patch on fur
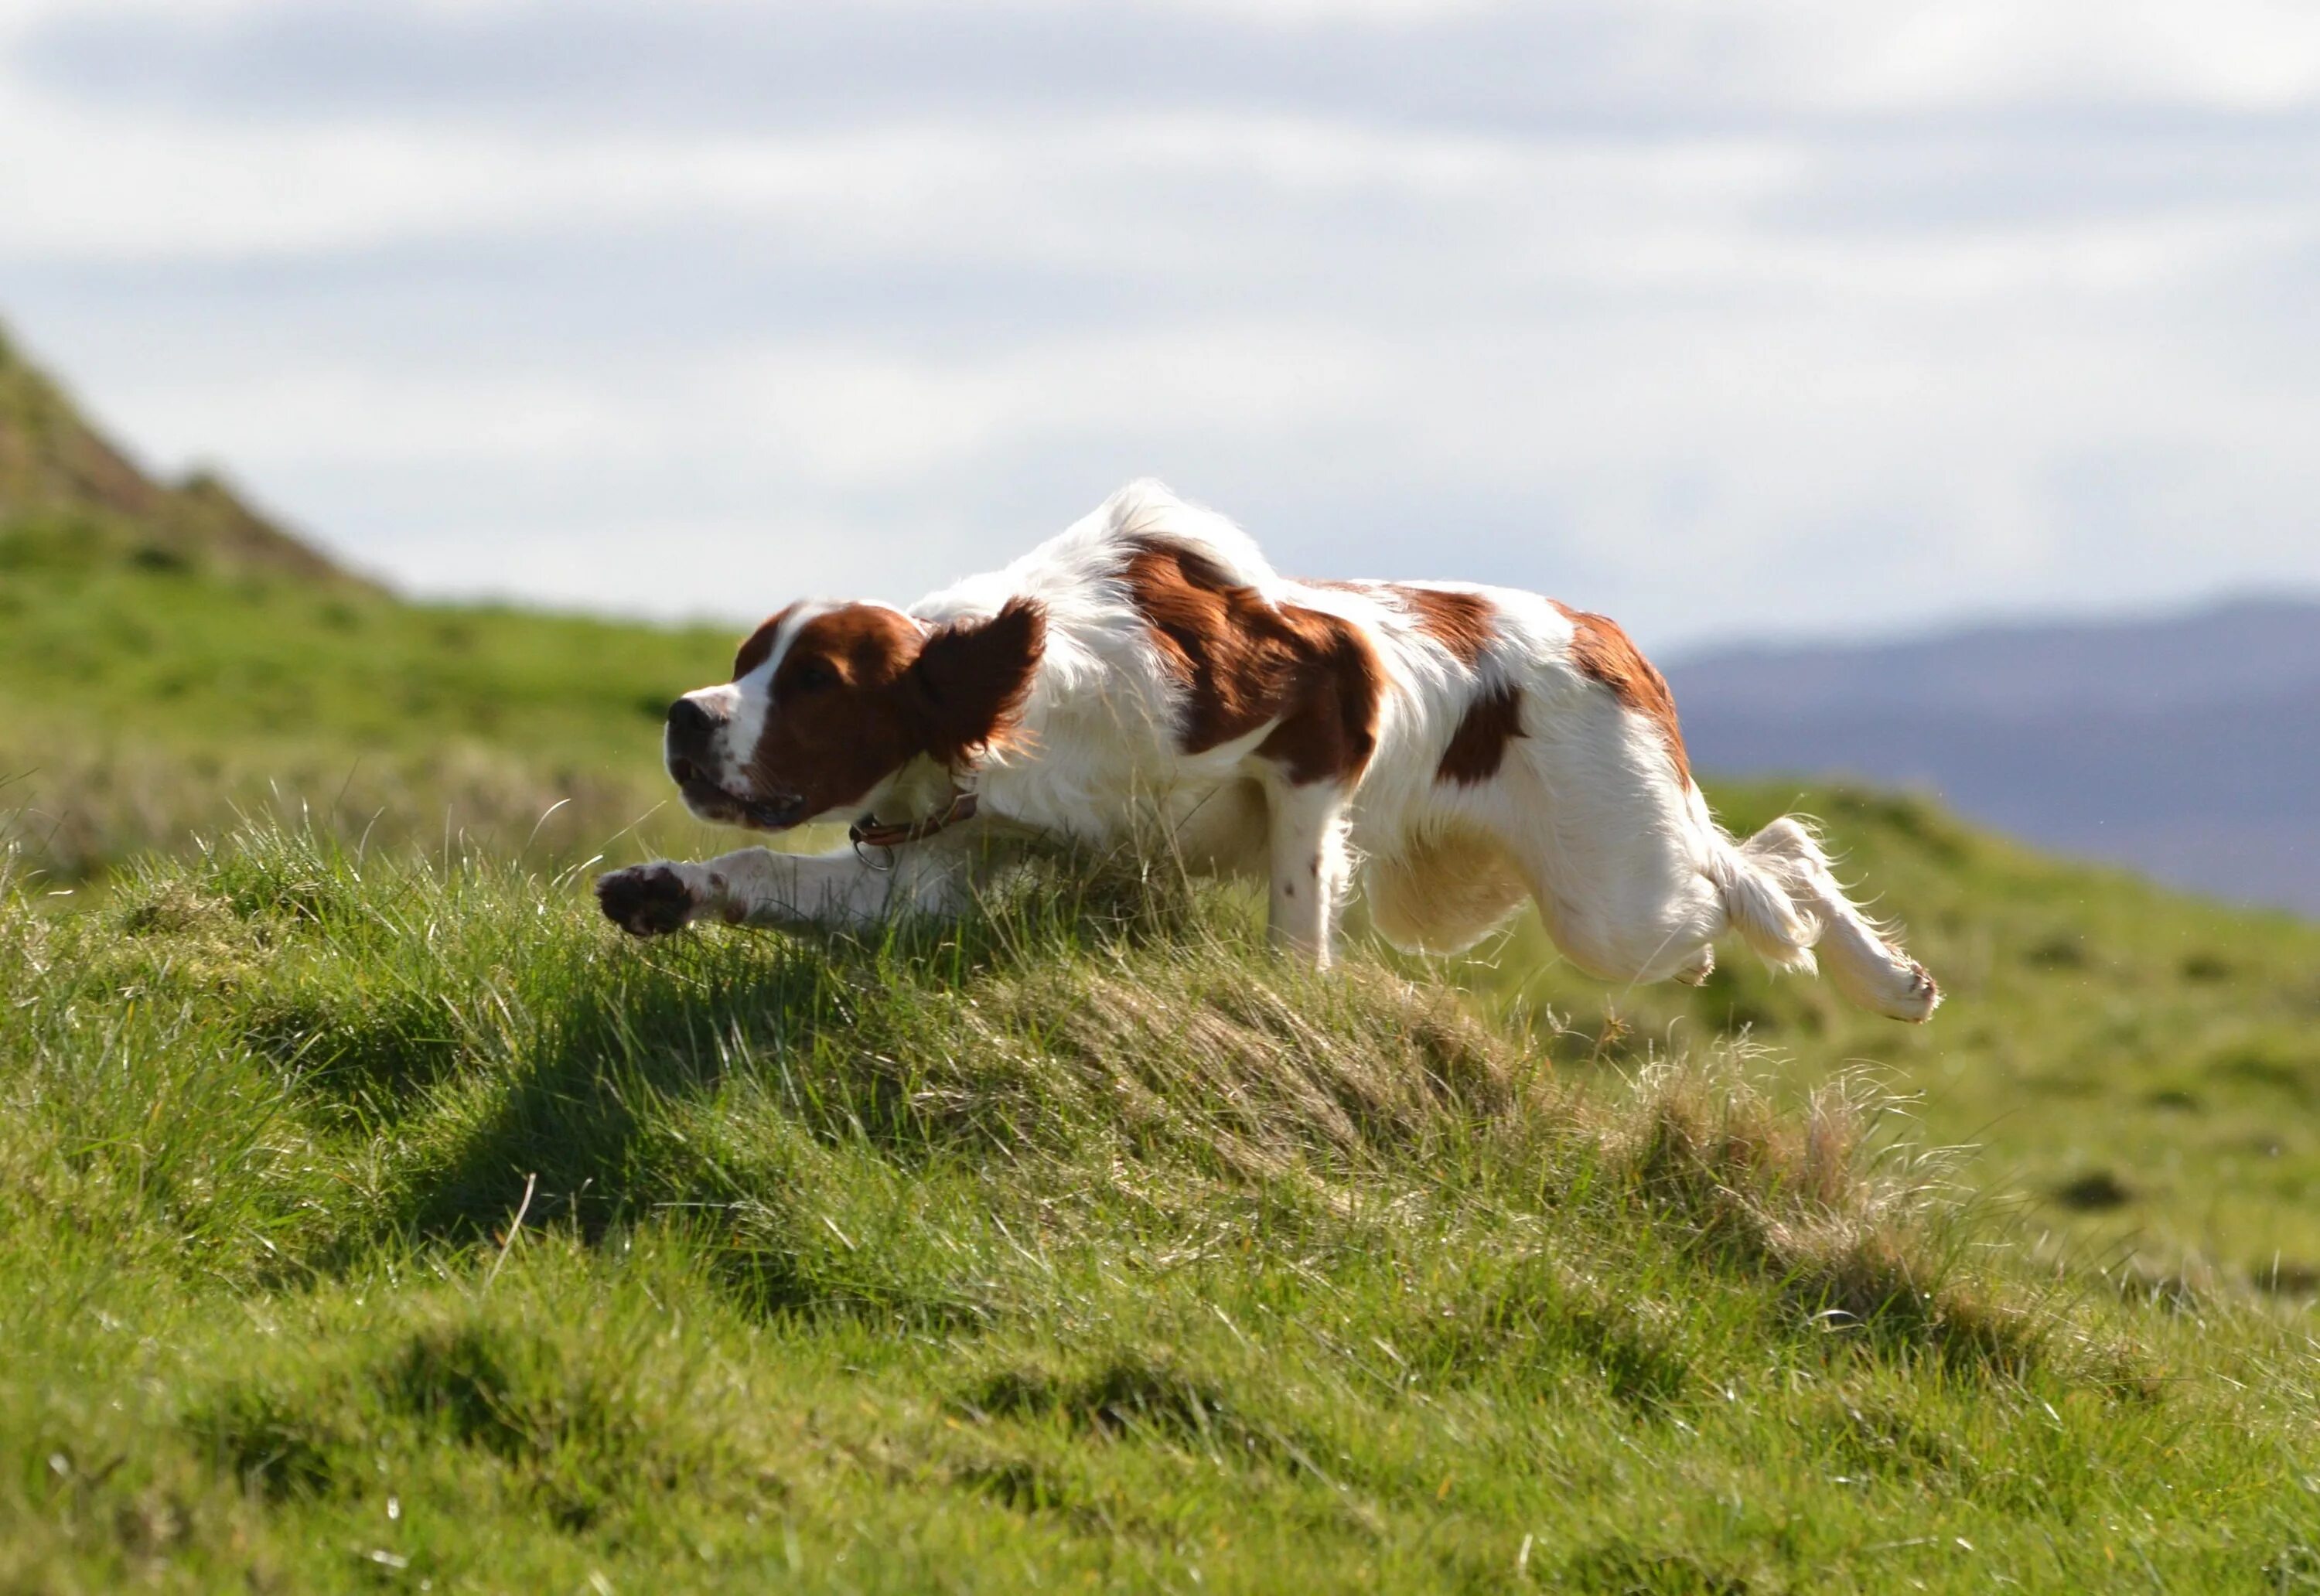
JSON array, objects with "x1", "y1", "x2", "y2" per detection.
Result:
[
  {"x1": 732, "y1": 603, "x2": 800, "y2": 680},
  {"x1": 744, "y1": 605, "x2": 923, "y2": 820},
  {"x1": 1123, "y1": 540, "x2": 1380, "y2": 786},
  {"x1": 1394, "y1": 585, "x2": 1496, "y2": 667},
  {"x1": 1436, "y1": 684, "x2": 1525, "y2": 785},
  {"x1": 1296, "y1": 580, "x2": 1495, "y2": 666},
  {"x1": 1551, "y1": 600, "x2": 1692, "y2": 786},
  {"x1": 742, "y1": 599, "x2": 1045, "y2": 821}
]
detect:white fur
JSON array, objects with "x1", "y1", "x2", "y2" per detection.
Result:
[{"x1": 607, "y1": 480, "x2": 1938, "y2": 1022}]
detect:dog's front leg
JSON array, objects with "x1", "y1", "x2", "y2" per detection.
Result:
[
  {"x1": 595, "y1": 847, "x2": 938, "y2": 937},
  {"x1": 1262, "y1": 780, "x2": 1352, "y2": 967}
]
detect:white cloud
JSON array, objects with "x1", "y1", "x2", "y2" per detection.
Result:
[
  {"x1": 3, "y1": 0, "x2": 2318, "y2": 646},
  {"x1": 1817, "y1": 0, "x2": 2320, "y2": 111}
]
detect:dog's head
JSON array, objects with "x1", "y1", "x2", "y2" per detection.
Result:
[{"x1": 663, "y1": 598, "x2": 1044, "y2": 830}]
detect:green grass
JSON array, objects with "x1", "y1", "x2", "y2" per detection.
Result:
[
  {"x1": 1422, "y1": 786, "x2": 2320, "y2": 1300},
  {"x1": 7, "y1": 823, "x2": 2320, "y2": 1593},
  {"x1": 11, "y1": 515, "x2": 2320, "y2": 1587},
  {"x1": 0, "y1": 512, "x2": 744, "y2": 878},
  {"x1": 8, "y1": 523, "x2": 2320, "y2": 1297}
]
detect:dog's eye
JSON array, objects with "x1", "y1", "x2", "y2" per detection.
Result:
[{"x1": 791, "y1": 659, "x2": 837, "y2": 692}]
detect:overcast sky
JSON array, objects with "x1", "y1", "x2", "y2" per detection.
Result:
[{"x1": 4, "y1": 0, "x2": 2318, "y2": 650}]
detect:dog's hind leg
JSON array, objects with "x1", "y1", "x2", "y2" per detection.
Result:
[
  {"x1": 1366, "y1": 828, "x2": 1530, "y2": 954},
  {"x1": 1714, "y1": 816, "x2": 1940, "y2": 1021}
]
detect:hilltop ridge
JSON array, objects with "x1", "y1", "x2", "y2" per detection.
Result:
[{"x1": 0, "y1": 321, "x2": 361, "y2": 587}]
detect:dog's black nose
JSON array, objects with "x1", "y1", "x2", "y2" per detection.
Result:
[{"x1": 667, "y1": 697, "x2": 715, "y2": 740}]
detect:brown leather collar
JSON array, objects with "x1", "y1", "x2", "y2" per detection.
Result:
[{"x1": 848, "y1": 790, "x2": 979, "y2": 851}]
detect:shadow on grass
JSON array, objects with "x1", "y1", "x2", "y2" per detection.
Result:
[
  {"x1": 955, "y1": 1350, "x2": 1328, "y2": 1478},
  {"x1": 1410, "y1": 1272, "x2": 1692, "y2": 1414},
  {"x1": 178, "y1": 826, "x2": 2063, "y2": 1384},
  {"x1": 373, "y1": 848, "x2": 1224, "y2": 1327},
  {"x1": 1561, "y1": 1540, "x2": 1754, "y2": 1596}
]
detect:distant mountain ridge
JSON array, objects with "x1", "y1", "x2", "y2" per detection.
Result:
[
  {"x1": 1667, "y1": 597, "x2": 2320, "y2": 916},
  {"x1": 0, "y1": 321, "x2": 360, "y2": 585}
]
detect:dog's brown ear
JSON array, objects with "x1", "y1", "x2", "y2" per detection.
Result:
[{"x1": 905, "y1": 598, "x2": 1046, "y2": 766}]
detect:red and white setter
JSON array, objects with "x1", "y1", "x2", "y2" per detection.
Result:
[{"x1": 597, "y1": 481, "x2": 1938, "y2": 1021}]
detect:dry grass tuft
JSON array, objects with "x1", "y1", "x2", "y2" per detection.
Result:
[{"x1": 1605, "y1": 1057, "x2": 2039, "y2": 1373}]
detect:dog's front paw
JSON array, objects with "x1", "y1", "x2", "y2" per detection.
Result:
[{"x1": 595, "y1": 864, "x2": 703, "y2": 937}]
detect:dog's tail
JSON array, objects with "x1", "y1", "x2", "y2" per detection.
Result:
[{"x1": 1704, "y1": 813, "x2": 1940, "y2": 1022}]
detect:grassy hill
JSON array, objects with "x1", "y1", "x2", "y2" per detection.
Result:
[
  {"x1": 1, "y1": 322, "x2": 737, "y2": 880},
  {"x1": 12, "y1": 506, "x2": 2318, "y2": 1304},
  {"x1": 9, "y1": 325, "x2": 2320, "y2": 1587},
  {"x1": 1435, "y1": 786, "x2": 2320, "y2": 1304},
  {"x1": 0, "y1": 325, "x2": 353, "y2": 588},
  {"x1": 0, "y1": 514, "x2": 737, "y2": 878},
  {"x1": 6, "y1": 827, "x2": 2319, "y2": 1591}
]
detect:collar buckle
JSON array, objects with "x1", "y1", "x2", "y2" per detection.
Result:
[{"x1": 848, "y1": 790, "x2": 979, "y2": 867}]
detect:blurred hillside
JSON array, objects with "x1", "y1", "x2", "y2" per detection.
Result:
[
  {"x1": 0, "y1": 323, "x2": 359, "y2": 587},
  {"x1": 0, "y1": 321, "x2": 734, "y2": 878},
  {"x1": 1669, "y1": 597, "x2": 2320, "y2": 915}
]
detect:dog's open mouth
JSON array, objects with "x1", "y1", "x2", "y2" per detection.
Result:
[{"x1": 670, "y1": 762, "x2": 805, "y2": 830}]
